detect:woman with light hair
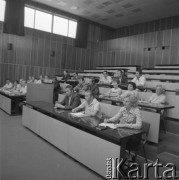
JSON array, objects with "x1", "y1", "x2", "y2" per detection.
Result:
[
  {"x1": 148, "y1": 85, "x2": 166, "y2": 104},
  {"x1": 104, "y1": 95, "x2": 142, "y2": 129}
]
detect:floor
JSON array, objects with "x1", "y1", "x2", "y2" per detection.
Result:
[
  {"x1": 0, "y1": 109, "x2": 178, "y2": 180},
  {"x1": 0, "y1": 110, "x2": 104, "y2": 180}
]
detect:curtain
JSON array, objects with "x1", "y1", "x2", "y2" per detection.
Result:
[
  {"x1": 3, "y1": 0, "x2": 25, "y2": 36},
  {"x1": 75, "y1": 19, "x2": 89, "y2": 48}
]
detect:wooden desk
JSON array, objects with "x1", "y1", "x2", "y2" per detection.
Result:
[
  {"x1": 59, "y1": 80, "x2": 78, "y2": 87},
  {"x1": 22, "y1": 101, "x2": 142, "y2": 179},
  {"x1": 0, "y1": 90, "x2": 25, "y2": 115}
]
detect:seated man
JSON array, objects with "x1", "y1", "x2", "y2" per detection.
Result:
[
  {"x1": 36, "y1": 75, "x2": 43, "y2": 84},
  {"x1": 71, "y1": 72, "x2": 79, "y2": 81},
  {"x1": 61, "y1": 70, "x2": 70, "y2": 81},
  {"x1": 118, "y1": 82, "x2": 139, "y2": 100},
  {"x1": 114, "y1": 70, "x2": 128, "y2": 85},
  {"x1": 74, "y1": 76, "x2": 88, "y2": 94},
  {"x1": 2, "y1": 79, "x2": 13, "y2": 90},
  {"x1": 99, "y1": 71, "x2": 112, "y2": 84},
  {"x1": 55, "y1": 85, "x2": 81, "y2": 110},
  {"x1": 131, "y1": 69, "x2": 146, "y2": 88},
  {"x1": 100, "y1": 80, "x2": 122, "y2": 98},
  {"x1": 72, "y1": 90, "x2": 102, "y2": 118},
  {"x1": 17, "y1": 80, "x2": 27, "y2": 95},
  {"x1": 148, "y1": 85, "x2": 166, "y2": 104}
]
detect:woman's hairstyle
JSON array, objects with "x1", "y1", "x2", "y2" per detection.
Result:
[
  {"x1": 124, "y1": 95, "x2": 138, "y2": 108},
  {"x1": 156, "y1": 85, "x2": 165, "y2": 94},
  {"x1": 136, "y1": 69, "x2": 142, "y2": 75},
  {"x1": 66, "y1": 85, "x2": 73, "y2": 92},
  {"x1": 128, "y1": 82, "x2": 136, "y2": 90}
]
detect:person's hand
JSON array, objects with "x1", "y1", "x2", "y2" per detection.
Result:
[
  {"x1": 72, "y1": 108, "x2": 77, "y2": 113},
  {"x1": 114, "y1": 124, "x2": 124, "y2": 128},
  {"x1": 55, "y1": 103, "x2": 64, "y2": 109},
  {"x1": 104, "y1": 119, "x2": 110, "y2": 123}
]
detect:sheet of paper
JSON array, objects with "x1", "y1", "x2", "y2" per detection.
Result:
[
  {"x1": 99, "y1": 123, "x2": 117, "y2": 129},
  {"x1": 70, "y1": 112, "x2": 90, "y2": 117}
]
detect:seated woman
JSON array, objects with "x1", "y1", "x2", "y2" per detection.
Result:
[
  {"x1": 55, "y1": 85, "x2": 81, "y2": 110},
  {"x1": 118, "y1": 82, "x2": 139, "y2": 100},
  {"x1": 2, "y1": 79, "x2": 13, "y2": 90},
  {"x1": 100, "y1": 80, "x2": 122, "y2": 98},
  {"x1": 104, "y1": 95, "x2": 142, "y2": 129},
  {"x1": 10, "y1": 80, "x2": 21, "y2": 92},
  {"x1": 148, "y1": 85, "x2": 166, "y2": 104}
]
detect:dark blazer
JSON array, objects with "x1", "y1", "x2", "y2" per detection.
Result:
[
  {"x1": 115, "y1": 76, "x2": 128, "y2": 85},
  {"x1": 61, "y1": 74, "x2": 70, "y2": 81},
  {"x1": 60, "y1": 93, "x2": 81, "y2": 110},
  {"x1": 53, "y1": 80, "x2": 61, "y2": 103}
]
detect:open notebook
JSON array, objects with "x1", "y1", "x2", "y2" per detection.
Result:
[{"x1": 98, "y1": 123, "x2": 117, "y2": 129}]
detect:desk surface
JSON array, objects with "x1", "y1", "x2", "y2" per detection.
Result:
[
  {"x1": 98, "y1": 96, "x2": 175, "y2": 111},
  {"x1": 0, "y1": 90, "x2": 26, "y2": 99},
  {"x1": 26, "y1": 101, "x2": 143, "y2": 145}
]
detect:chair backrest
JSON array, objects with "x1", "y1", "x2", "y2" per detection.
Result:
[{"x1": 142, "y1": 121, "x2": 150, "y2": 141}]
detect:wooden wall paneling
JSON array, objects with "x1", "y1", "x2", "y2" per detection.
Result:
[
  {"x1": 111, "y1": 51, "x2": 115, "y2": 66},
  {"x1": 115, "y1": 51, "x2": 121, "y2": 66},
  {"x1": 163, "y1": 29, "x2": 172, "y2": 46},
  {"x1": 80, "y1": 48, "x2": 86, "y2": 70},
  {"x1": 161, "y1": 47, "x2": 170, "y2": 64},
  {"x1": 43, "y1": 39, "x2": 51, "y2": 67},
  {"x1": 156, "y1": 31, "x2": 164, "y2": 47},
  {"x1": 23, "y1": 35, "x2": 32, "y2": 66},
  {"x1": 55, "y1": 42, "x2": 62, "y2": 69},
  {"x1": 170, "y1": 45, "x2": 179, "y2": 64},
  {"x1": 49, "y1": 40, "x2": 56, "y2": 68},
  {"x1": 171, "y1": 28, "x2": 179, "y2": 45},
  {"x1": 37, "y1": 38, "x2": 45, "y2": 67},
  {"x1": 135, "y1": 34, "x2": 144, "y2": 66},
  {"x1": 148, "y1": 49, "x2": 155, "y2": 68},
  {"x1": 120, "y1": 50, "x2": 125, "y2": 65},
  {"x1": 61, "y1": 44, "x2": 67, "y2": 69},
  {"x1": 2, "y1": 34, "x2": 8, "y2": 63},
  {"x1": 31, "y1": 37, "x2": 38, "y2": 66}
]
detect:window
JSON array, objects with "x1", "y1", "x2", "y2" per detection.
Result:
[
  {"x1": 24, "y1": 7, "x2": 35, "y2": 28},
  {"x1": 24, "y1": 6, "x2": 77, "y2": 38},
  {"x1": 0, "y1": 0, "x2": 6, "y2": 22},
  {"x1": 35, "y1": 10, "x2": 52, "y2": 33},
  {"x1": 68, "y1": 20, "x2": 77, "y2": 38},
  {"x1": 53, "y1": 16, "x2": 68, "y2": 36}
]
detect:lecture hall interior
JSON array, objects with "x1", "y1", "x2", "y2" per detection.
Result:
[{"x1": 0, "y1": 0, "x2": 179, "y2": 179}]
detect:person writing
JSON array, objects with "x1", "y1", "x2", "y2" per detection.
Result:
[
  {"x1": 55, "y1": 85, "x2": 81, "y2": 110},
  {"x1": 72, "y1": 90, "x2": 102, "y2": 118},
  {"x1": 104, "y1": 95, "x2": 142, "y2": 129}
]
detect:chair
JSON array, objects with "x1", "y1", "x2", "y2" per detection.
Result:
[{"x1": 127, "y1": 121, "x2": 150, "y2": 163}]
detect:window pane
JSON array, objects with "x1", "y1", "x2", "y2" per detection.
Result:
[
  {"x1": 0, "y1": 0, "x2": 6, "y2": 22},
  {"x1": 24, "y1": 7, "x2": 35, "y2": 28},
  {"x1": 35, "y1": 10, "x2": 52, "y2": 32},
  {"x1": 68, "y1": 20, "x2": 77, "y2": 38},
  {"x1": 53, "y1": 16, "x2": 68, "y2": 36}
]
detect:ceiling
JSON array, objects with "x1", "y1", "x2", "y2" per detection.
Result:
[{"x1": 32, "y1": 0, "x2": 179, "y2": 29}]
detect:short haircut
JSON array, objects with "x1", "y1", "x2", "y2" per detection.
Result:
[
  {"x1": 66, "y1": 85, "x2": 73, "y2": 92},
  {"x1": 64, "y1": 70, "x2": 68, "y2": 73},
  {"x1": 128, "y1": 82, "x2": 136, "y2": 90},
  {"x1": 103, "y1": 71, "x2": 108, "y2": 74},
  {"x1": 78, "y1": 76, "x2": 84, "y2": 81},
  {"x1": 14, "y1": 80, "x2": 19, "y2": 84}
]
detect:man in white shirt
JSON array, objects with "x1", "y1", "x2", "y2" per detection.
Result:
[
  {"x1": 2, "y1": 79, "x2": 13, "y2": 90},
  {"x1": 15, "y1": 80, "x2": 27, "y2": 95},
  {"x1": 132, "y1": 69, "x2": 146, "y2": 88},
  {"x1": 99, "y1": 71, "x2": 112, "y2": 84},
  {"x1": 72, "y1": 90, "x2": 102, "y2": 118}
]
